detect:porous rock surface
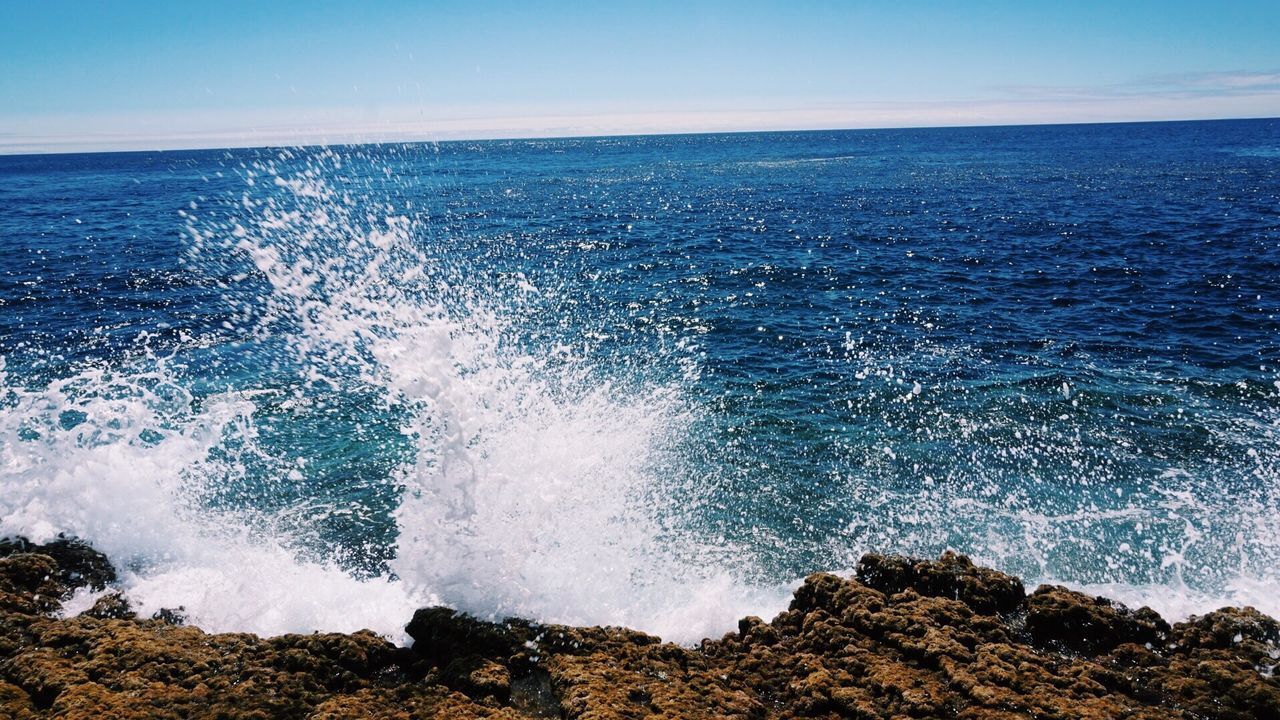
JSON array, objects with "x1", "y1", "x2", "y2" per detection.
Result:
[{"x1": 1, "y1": 539, "x2": 1278, "y2": 718}]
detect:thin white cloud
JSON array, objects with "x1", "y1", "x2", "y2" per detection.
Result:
[
  {"x1": 997, "y1": 69, "x2": 1280, "y2": 100},
  {"x1": 1148, "y1": 70, "x2": 1280, "y2": 92},
  {"x1": 3, "y1": 80, "x2": 1279, "y2": 154}
]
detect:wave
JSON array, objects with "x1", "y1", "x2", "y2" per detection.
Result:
[{"x1": 0, "y1": 149, "x2": 787, "y2": 643}]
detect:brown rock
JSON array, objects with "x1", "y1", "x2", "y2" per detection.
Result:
[
  {"x1": 81, "y1": 592, "x2": 135, "y2": 620},
  {"x1": 856, "y1": 550, "x2": 1026, "y2": 615},
  {"x1": 1026, "y1": 584, "x2": 1170, "y2": 654},
  {"x1": 405, "y1": 606, "x2": 526, "y2": 664},
  {"x1": 0, "y1": 536, "x2": 116, "y2": 594},
  {"x1": 2, "y1": 539, "x2": 1278, "y2": 719}
]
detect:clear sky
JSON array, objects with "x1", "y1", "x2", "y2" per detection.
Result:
[{"x1": 2, "y1": 1, "x2": 1279, "y2": 153}]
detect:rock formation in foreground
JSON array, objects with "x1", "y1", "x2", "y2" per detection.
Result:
[{"x1": 2, "y1": 537, "x2": 1278, "y2": 719}]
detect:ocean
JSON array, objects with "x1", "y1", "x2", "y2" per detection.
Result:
[{"x1": 1, "y1": 119, "x2": 1278, "y2": 643}]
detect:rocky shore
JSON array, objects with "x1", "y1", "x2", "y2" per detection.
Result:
[{"x1": 2, "y1": 537, "x2": 1278, "y2": 719}]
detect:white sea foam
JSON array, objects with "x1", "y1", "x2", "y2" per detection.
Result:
[
  {"x1": 218, "y1": 158, "x2": 787, "y2": 641},
  {"x1": 0, "y1": 359, "x2": 427, "y2": 640},
  {"x1": 1050, "y1": 576, "x2": 1280, "y2": 621},
  {"x1": 0, "y1": 152, "x2": 785, "y2": 644}
]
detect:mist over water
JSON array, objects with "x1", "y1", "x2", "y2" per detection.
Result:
[{"x1": 2, "y1": 121, "x2": 1279, "y2": 642}]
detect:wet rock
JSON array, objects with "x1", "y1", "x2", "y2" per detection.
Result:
[
  {"x1": 150, "y1": 606, "x2": 187, "y2": 625},
  {"x1": 1026, "y1": 584, "x2": 1170, "y2": 654},
  {"x1": 509, "y1": 669, "x2": 559, "y2": 718},
  {"x1": 0, "y1": 553, "x2": 60, "y2": 596},
  {"x1": 2, "y1": 540, "x2": 1279, "y2": 719},
  {"x1": 1173, "y1": 605, "x2": 1280, "y2": 651},
  {"x1": 81, "y1": 592, "x2": 135, "y2": 620},
  {"x1": 0, "y1": 553, "x2": 65, "y2": 614},
  {"x1": 405, "y1": 606, "x2": 527, "y2": 664},
  {"x1": 443, "y1": 656, "x2": 512, "y2": 703},
  {"x1": 0, "y1": 536, "x2": 116, "y2": 595},
  {"x1": 856, "y1": 551, "x2": 1026, "y2": 615}
]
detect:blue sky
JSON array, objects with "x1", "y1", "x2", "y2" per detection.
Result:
[{"x1": 2, "y1": 1, "x2": 1279, "y2": 152}]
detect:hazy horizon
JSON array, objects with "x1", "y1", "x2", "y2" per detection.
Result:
[{"x1": 3, "y1": 113, "x2": 1279, "y2": 158}]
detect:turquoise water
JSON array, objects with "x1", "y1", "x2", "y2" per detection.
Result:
[{"x1": 1, "y1": 119, "x2": 1278, "y2": 641}]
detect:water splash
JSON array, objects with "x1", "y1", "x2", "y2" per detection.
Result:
[
  {"x1": 0, "y1": 354, "x2": 422, "y2": 638},
  {"x1": 220, "y1": 152, "x2": 782, "y2": 638},
  {"x1": 1, "y1": 148, "x2": 785, "y2": 643}
]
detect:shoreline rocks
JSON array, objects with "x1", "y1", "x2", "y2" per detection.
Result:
[{"x1": 1, "y1": 537, "x2": 1277, "y2": 718}]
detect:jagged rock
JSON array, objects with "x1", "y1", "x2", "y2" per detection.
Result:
[
  {"x1": 0, "y1": 536, "x2": 116, "y2": 595},
  {"x1": 0, "y1": 681, "x2": 35, "y2": 719},
  {"x1": 1173, "y1": 606, "x2": 1280, "y2": 651},
  {"x1": 856, "y1": 550, "x2": 1026, "y2": 615},
  {"x1": 150, "y1": 607, "x2": 187, "y2": 625},
  {"x1": 0, "y1": 553, "x2": 61, "y2": 597},
  {"x1": 1, "y1": 541, "x2": 1278, "y2": 719},
  {"x1": 0, "y1": 553, "x2": 65, "y2": 614},
  {"x1": 443, "y1": 656, "x2": 512, "y2": 703},
  {"x1": 1026, "y1": 584, "x2": 1170, "y2": 654},
  {"x1": 405, "y1": 606, "x2": 528, "y2": 664},
  {"x1": 81, "y1": 592, "x2": 135, "y2": 620}
]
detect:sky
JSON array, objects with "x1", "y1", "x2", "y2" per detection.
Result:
[{"x1": 2, "y1": 1, "x2": 1279, "y2": 153}]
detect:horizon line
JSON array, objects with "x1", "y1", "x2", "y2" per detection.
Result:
[{"x1": 2, "y1": 113, "x2": 1278, "y2": 158}]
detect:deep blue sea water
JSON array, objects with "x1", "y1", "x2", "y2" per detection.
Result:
[{"x1": 2, "y1": 119, "x2": 1278, "y2": 641}]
